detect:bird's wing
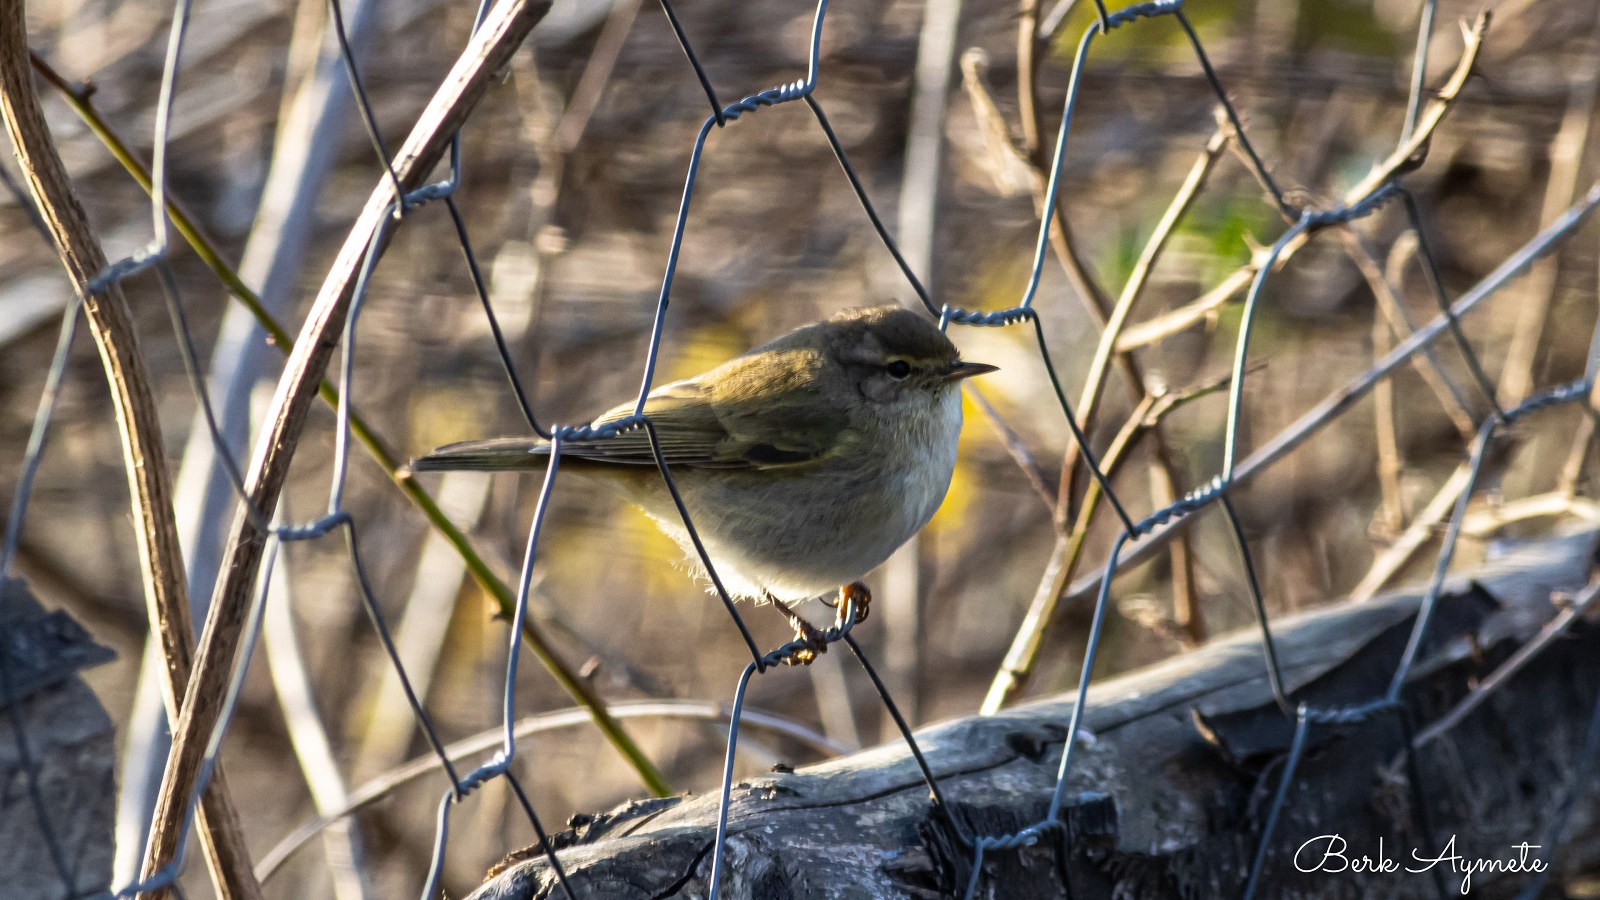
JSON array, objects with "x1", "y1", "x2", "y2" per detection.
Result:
[
  {"x1": 566, "y1": 379, "x2": 743, "y2": 467},
  {"x1": 575, "y1": 369, "x2": 852, "y2": 469},
  {"x1": 412, "y1": 352, "x2": 853, "y2": 472}
]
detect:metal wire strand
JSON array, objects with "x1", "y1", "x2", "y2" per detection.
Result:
[
  {"x1": 657, "y1": 0, "x2": 725, "y2": 126},
  {"x1": 85, "y1": 0, "x2": 194, "y2": 292},
  {"x1": 1397, "y1": 187, "x2": 1503, "y2": 416},
  {"x1": 152, "y1": 262, "x2": 276, "y2": 532},
  {"x1": 328, "y1": 0, "x2": 406, "y2": 212},
  {"x1": 444, "y1": 196, "x2": 544, "y2": 435},
  {"x1": 842, "y1": 634, "x2": 962, "y2": 836},
  {"x1": 630, "y1": 1, "x2": 832, "y2": 415},
  {"x1": 804, "y1": 95, "x2": 937, "y2": 316},
  {"x1": 1171, "y1": 11, "x2": 1291, "y2": 216},
  {"x1": 0, "y1": 298, "x2": 82, "y2": 580},
  {"x1": 1240, "y1": 704, "x2": 1311, "y2": 900}
]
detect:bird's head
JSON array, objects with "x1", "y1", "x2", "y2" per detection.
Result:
[{"x1": 817, "y1": 306, "x2": 998, "y2": 405}]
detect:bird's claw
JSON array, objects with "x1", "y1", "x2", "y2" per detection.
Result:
[
  {"x1": 824, "y1": 581, "x2": 872, "y2": 624},
  {"x1": 782, "y1": 583, "x2": 872, "y2": 665},
  {"x1": 838, "y1": 581, "x2": 871, "y2": 624}
]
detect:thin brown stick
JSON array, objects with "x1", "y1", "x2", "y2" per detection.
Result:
[
  {"x1": 1017, "y1": 0, "x2": 1043, "y2": 158},
  {"x1": 1339, "y1": 227, "x2": 1481, "y2": 546},
  {"x1": 0, "y1": 3, "x2": 263, "y2": 897},
  {"x1": 958, "y1": 49, "x2": 1034, "y2": 196},
  {"x1": 1115, "y1": 13, "x2": 1491, "y2": 353},
  {"x1": 1071, "y1": 126, "x2": 1230, "y2": 461},
  {"x1": 983, "y1": 395, "x2": 1159, "y2": 713},
  {"x1": 1371, "y1": 301, "x2": 1407, "y2": 536},
  {"x1": 553, "y1": 0, "x2": 641, "y2": 153},
  {"x1": 1012, "y1": 8, "x2": 1206, "y2": 668},
  {"x1": 1361, "y1": 230, "x2": 1478, "y2": 438},
  {"x1": 1559, "y1": 414, "x2": 1595, "y2": 497},
  {"x1": 137, "y1": 1, "x2": 556, "y2": 893},
  {"x1": 1116, "y1": 266, "x2": 1253, "y2": 351},
  {"x1": 1460, "y1": 492, "x2": 1600, "y2": 537},
  {"x1": 981, "y1": 117, "x2": 1230, "y2": 713}
]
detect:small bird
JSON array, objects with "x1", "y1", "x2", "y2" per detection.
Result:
[{"x1": 411, "y1": 305, "x2": 996, "y2": 659}]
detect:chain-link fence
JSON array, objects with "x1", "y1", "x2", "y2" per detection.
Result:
[{"x1": 4, "y1": 0, "x2": 1600, "y2": 897}]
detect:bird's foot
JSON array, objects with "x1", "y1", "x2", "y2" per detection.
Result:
[{"x1": 824, "y1": 581, "x2": 872, "y2": 625}]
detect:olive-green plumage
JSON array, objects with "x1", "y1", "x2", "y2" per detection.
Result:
[{"x1": 412, "y1": 305, "x2": 995, "y2": 604}]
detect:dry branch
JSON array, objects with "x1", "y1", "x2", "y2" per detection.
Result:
[
  {"x1": 0, "y1": 3, "x2": 261, "y2": 895},
  {"x1": 472, "y1": 530, "x2": 1600, "y2": 899},
  {"x1": 137, "y1": 0, "x2": 560, "y2": 893}
]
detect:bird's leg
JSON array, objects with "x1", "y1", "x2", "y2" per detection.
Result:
[{"x1": 767, "y1": 595, "x2": 825, "y2": 665}]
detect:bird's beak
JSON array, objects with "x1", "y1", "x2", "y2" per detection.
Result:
[{"x1": 943, "y1": 360, "x2": 999, "y2": 383}]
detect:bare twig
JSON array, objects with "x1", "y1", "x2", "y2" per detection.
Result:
[
  {"x1": 966, "y1": 383, "x2": 1058, "y2": 509},
  {"x1": 1560, "y1": 414, "x2": 1596, "y2": 497},
  {"x1": 1371, "y1": 298, "x2": 1407, "y2": 536},
  {"x1": 1460, "y1": 492, "x2": 1600, "y2": 538},
  {"x1": 1017, "y1": 0, "x2": 1044, "y2": 158},
  {"x1": 981, "y1": 128, "x2": 1231, "y2": 711},
  {"x1": 1000, "y1": 0, "x2": 1206, "y2": 705},
  {"x1": 1350, "y1": 463, "x2": 1473, "y2": 604},
  {"x1": 1071, "y1": 125, "x2": 1230, "y2": 464},
  {"x1": 117, "y1": 0, "x2": 381, "y2": 880},
  {"x1": 1341, "y1": 229, "x2": 1477, "y2": 438},
  {"x1": 959, "y1": 49, "x2": 1035, "y2": 197},
  {"x1": 553, "y1": 0, "x2": 642, "y2": 153}
]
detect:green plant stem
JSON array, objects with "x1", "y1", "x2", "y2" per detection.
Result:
[{"x1": 33, "y1": 53, "x2": 671, "y2": 798}]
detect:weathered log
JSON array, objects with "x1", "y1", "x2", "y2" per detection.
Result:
[
  {"x1": 0, "y1": 578, "x2": 116, "y2": 900},
  {"x1": 471, "y1": 530, "x2": 1600, "y2": 899}
]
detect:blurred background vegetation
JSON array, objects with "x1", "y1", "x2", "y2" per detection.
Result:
[{"x1": 4, "y1": 0, "x2": 1600, "y2": 896}]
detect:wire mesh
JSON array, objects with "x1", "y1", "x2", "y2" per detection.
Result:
[{"x1": 3, "y1": 0, "x2": 1600, "y2": 897}]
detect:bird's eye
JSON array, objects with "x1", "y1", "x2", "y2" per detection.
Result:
[{"x1": 885, "y1": 360, "x2": 912, "y2": 379}]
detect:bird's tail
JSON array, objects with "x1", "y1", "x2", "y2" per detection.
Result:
[{"x1": 409, "y1": 437, "x2": 552, "y2": 472}]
